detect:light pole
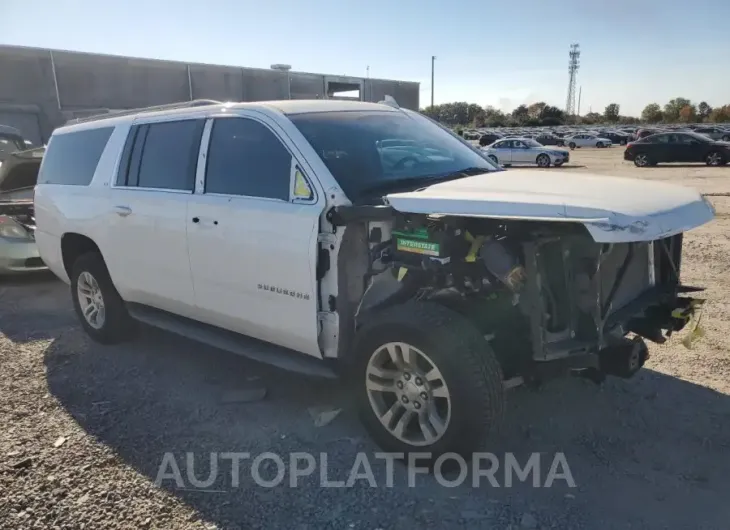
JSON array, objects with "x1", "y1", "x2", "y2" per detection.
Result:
[
  {"x1": 271, "y1": 64, "x2": 292, "y2": 99},
  {"x1": 431, "y1": 56, "x2": 436, "y2": 107}
]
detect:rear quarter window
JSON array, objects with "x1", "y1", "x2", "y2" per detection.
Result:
[{"x1": 38, "y1": 127, "x2": 113, "y2": 185}]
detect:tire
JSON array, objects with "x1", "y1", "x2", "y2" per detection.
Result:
[
  {"x1": 568, "y1": 142, "x2": 576, "y2": 150},
  {"x1": 633, "y1": 153, "x2": 652, "y2": 167},
  {"x1": 706, "y1": 151, "x2": 724, "y2": 167},
  {"x1": 596, "y1": 142, "x2": 603, "y2": 148},
  {"x1": 488, "y1": 155, "x2": 499, "y2": 165},
  {"x1": 353, "y1": 301, "x2": 504, "y2": 460},
  {"x1": 536, "y1": 154, "x2": 551, "y2": 168},
  {"x1": 554, "y1": 161, "x2": 564, "y2": 167},
  {"x1": 71, "y1": 252, "x2": 136, "y2": 344},
  {"x1": 722, "y1": 136, "x2": 730, "y2": 142}
]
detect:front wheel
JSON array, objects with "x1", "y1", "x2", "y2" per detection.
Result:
[
  {"x1": 722, "y1": 136, "x2": 730, "y2": 142},
  {"x1": 354, "y1": 301, "x2": 504, "y2": 459},
  {"x1": 536, "y1": 154, "x2": 551, "y2": 168},
  {"x1": 568, "y1": 142, "x2": 576, "y2": 149},
  {"x1": 596, "y1": 141, "x2": 604, "y2": 148},
  {"x1": 706, "y1": 151, "x2": 725, "y2": 167},
  {"x1": 488, "y1": 154, "x2": 499, "y2": 165},
  {"x1": 71, "y1": 252, "x2": 136, "y2": 344}
]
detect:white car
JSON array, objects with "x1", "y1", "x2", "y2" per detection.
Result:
[
  {"x1": 481, "y1": 138, "x2": 569, "y2": 167},
  {"x1": 564, "y1": 134, "x2": 612, "y2": 149},
  {"x1": 34, "y1": 99, "x2": 713, "y2": 459}
]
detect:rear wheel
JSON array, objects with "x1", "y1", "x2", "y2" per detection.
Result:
[
  {"x1": 71, "y1": 252, "x2": 135, "y2": 344},
  {"x1": 633, "y1": 153, "x2": 652, "y2": 167},
  {"x1": 536, "y1": 154, "x2": 551, "y2": 168},
  {"x1": 354, "y1": 301, "x2": 504, "y2": 459},
  {"x1": 706, "y1": 151, "x2": 724, "y2": 166}
]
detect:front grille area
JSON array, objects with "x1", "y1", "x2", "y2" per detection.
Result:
[{"x1": 24, "y1": 257, "x2": 44, "y2": 268}]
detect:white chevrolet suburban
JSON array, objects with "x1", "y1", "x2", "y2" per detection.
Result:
[{"x1": 34, "y1": 99, "x2": 714, "y2": 458}]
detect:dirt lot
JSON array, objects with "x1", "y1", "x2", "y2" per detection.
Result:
[{"x1": 2, "y1": 148, "x2": 730, "y2": 529}]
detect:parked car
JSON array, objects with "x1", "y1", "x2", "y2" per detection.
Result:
[
  {"x1": 624, "y1": 132, "x2": 730, "y2": 167},
  {"x1": 0, "y1": 125, "x2": 29, "y2": 164},
  {"x1": 693, "y1": 127, "x2": 730, "y2": 142},
  {"x1": 482, "y1": 138, "x2": 569, "y2": 167},
  {"x1": 563, "y1": 134, "x2": 612, "y2": 149},
  {"x1": 478, "y1": 132, "x2": 503, "y2": 147},
  {"x1": 598, "y1": 131, "x2": 630, "y2": 145},
  {"x1": 0, "y1": 200, "x2": 46, "y2": 275},
  {"x1": 34, "y1": 99, "x2": 713, "y2": 459},
  {"x1": 0, "y1": 146, "x2": 46, "y2": 275},
  {"x1": 534, "y1": 133, "x2": 564, "y2": 146},
  {"x1": 636, "y1": 128, "x2": 662, "y2": 140}
]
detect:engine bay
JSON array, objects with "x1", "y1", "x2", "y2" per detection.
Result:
[{"x1": 347, "y1": 210, "x2": 696, "y2": 378}]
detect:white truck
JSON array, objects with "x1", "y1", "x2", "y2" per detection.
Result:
[{"x1": 34, "y1": 99, "x2": 713, "y2": 458}]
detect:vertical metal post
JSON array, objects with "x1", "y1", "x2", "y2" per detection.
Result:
[
  {"x1": 577, "y1": 86, "x2": 582, "y2": 117},
  {"x1": 187, "y1": 65, "x2": 193, "y2": 101},
  {"x1": 49, "y1": 50, "x2": 62, "y2": 110},
  {"x1": 430, "y1": 56, "x2": 435, "y2": 107}
]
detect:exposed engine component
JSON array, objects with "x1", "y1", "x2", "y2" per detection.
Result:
[{"x1": 480, "y1": 239, "x2": 525, "y2": 292}]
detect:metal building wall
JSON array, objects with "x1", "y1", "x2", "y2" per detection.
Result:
[{"x1": 0, "y1": 45, "x2": 420, "y2": 142}]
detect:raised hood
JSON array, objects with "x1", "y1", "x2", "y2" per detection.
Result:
[{"x1": 385, "y1": 170, "x2": 715, "y2": 243}]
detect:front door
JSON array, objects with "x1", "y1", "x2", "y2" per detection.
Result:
[
  {"x1": 186, "y1": 115, "x2": 325, "y2": 358},
  {"x1": 104, "y1": 119, "x2": 205, "y2": 318},
  {"x1": 510, "y1": 140, "x2": 531, "y2": 163},
  {"x1": 491, "y1": 140, "x2": 512, "y2": 164}
]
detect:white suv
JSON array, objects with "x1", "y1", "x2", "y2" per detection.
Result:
[{"x1": 34, "y1": 99, "x2": 713, "y2": 458}]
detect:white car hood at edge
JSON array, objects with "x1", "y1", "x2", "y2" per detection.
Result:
[{"x1": 385, "y1": 170, "x2": 715, "y2": 243}]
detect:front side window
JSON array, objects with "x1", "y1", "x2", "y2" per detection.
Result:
[
  {"x1": 38, "y1": 127, "x2": 113, "y2": 185},
  {"x1": 205, "y1": 118, "x2": 292, "y2": 200}
]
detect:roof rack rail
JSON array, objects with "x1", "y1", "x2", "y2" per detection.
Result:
[{"x1": 69, "y1": 99, "x2": 223, "y2": 125}]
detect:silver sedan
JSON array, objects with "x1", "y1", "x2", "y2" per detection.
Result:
[{"x1": 481, "y1": 138, "x2": 570, "y2": 168}]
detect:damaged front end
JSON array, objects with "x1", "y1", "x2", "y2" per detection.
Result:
[{"x1": 340, "y1": 206, "x2": 706, "y2": 383}]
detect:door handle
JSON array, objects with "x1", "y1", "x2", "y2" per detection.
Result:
[
  {"x1": 114, "y1": 205, "x2": 132, "y2": 217},
  {"x1": 192, "y1": 217, "x2": 200, "y2": 224}
]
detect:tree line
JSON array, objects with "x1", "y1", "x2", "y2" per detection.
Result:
[{"x1": 420, "y1": 98, "x2": 730, "y2": 128}]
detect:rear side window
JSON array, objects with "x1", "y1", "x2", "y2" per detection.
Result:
[
  {"x1": 205, "y1": 118, "x2": 291, "y2": 200},
  {"x1": 38, "y1": 127, "x2": 113, "y2": 185},
  {"x1": 116, "y1": 119, "x2": 204, "y2": 191}
]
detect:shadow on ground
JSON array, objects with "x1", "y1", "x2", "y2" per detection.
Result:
[{"x1": 7, "y1": 277, "x2": 730, "y2": 528}]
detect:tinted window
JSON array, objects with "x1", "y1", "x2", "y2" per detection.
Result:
[
  {"x1": 290, "y1": 111, "x2": 497, "y2": 202},
  {"x1": 136, "y1": 120, "x2": 204, "y2": 191},
  {"x1": 205, "y1": 118, "x2": 291, "y2": 200},
  {"x1": 38, "y1": 127, "x2": 113, "y2": 185},
  {"x1": 651, "y1": 135, "x2": 671, "y2": 144}
]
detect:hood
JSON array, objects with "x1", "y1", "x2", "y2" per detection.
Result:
[{"x1": 385, "y1": 170, "x2": 714, "y2": 243}]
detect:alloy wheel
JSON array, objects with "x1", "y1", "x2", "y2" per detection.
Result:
[
  {"x1": 365, "y1": 342, "x2": 451, "y2": 446},
  {"x1": 707, "y1": 152, "x2": 722, "y2": 166},
  {"x1": 635, "y1": 154, "x2": 649, "y2": 167},
  {"x1": 77, "y1": 271, "x2": 106, "y2": 329}
]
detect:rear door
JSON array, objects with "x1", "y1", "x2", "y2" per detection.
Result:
[
  {"x1": 186, "y1": 114, "x2": 325, "y2": 357},
  {"x1": 104, "y1": 119, "x2": 204, "y2": 318}
]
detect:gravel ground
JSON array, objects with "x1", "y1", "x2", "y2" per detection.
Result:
[{"x1": 2, "y1": 148, "x2": 730, "y2": 529}]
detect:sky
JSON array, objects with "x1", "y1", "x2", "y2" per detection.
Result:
[{"x1": 1, "y1": 0, "x2": 729, "y2": 116}]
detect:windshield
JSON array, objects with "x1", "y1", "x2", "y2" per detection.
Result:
[{"x1": 289, "y1": 110, "x2": 498, "y2": 201}]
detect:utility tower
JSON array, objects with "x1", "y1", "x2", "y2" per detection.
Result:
[{"x1": 565, "y1": 44, "x2": 580, "y2": 117}]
